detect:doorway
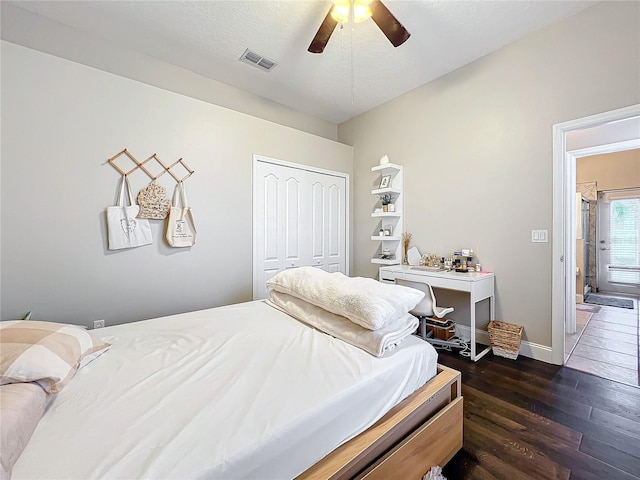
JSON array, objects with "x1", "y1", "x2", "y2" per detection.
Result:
[
  {"x1": 565, "y1": 157, "x2": 639, "y2": 384},
  {"x1": 551, "y1": 104, "x2": 640, "y2": 366}
]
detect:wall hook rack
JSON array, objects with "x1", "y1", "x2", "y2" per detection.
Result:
[{"x1": 107, "y1": 148, "x2": 195, "y2": 182}]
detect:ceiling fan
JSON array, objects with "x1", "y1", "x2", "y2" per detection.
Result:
[{"x1": 308, "y1": 0, "x2": 411, "y2": 54}]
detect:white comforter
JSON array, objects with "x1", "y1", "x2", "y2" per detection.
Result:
[
  {"x1": 267, "y1": 291, "x2": 419, "y2": 357},
  {"x1": 13, "y1": 301, "x2": 437, "y2": 480}
]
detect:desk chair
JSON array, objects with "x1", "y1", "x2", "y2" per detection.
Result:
[{"x1": 397, "y1": 279, "x2": 455, "y2": 342}]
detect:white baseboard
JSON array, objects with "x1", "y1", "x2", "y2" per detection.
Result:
[{"x1": 456, "y1": 325, "x2": 554, "y2": 364}]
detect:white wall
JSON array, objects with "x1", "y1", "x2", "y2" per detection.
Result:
[
  {"x1": 0, "y1": 41, "x2": 353, "y2": 327},
  {"x1": 338, "y1": 1, "x2": 640, "y2": 348}
]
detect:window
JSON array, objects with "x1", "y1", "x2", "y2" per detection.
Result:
[{"x1": 609, "y1": 197, "x2": 640, "y2": 285}]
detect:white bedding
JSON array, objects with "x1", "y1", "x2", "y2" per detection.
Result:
[{"x1": 13, "y1": 300, "x2": 437, "y2": 480}]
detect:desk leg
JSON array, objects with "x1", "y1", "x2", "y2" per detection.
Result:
[
  {"x1": 490, "y1": 294, "x2": 495, "y2": 320},
  {"x1": 470, "y1": 299, "x2": 476, "y2": 361},
  {"x1": 470, "y1": 298, "x2": 493, "y2": 362}
]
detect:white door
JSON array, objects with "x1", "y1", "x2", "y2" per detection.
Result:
[
  {"x1": 253, "y1": 157, "x2": 348, "y2": 299},
  {"x1": 597, "y1": 189, "x2": 640, "y2": 295}
]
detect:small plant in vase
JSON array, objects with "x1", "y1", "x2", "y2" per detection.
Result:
[{"x1": 379, "y1": 193, "x2": 393, "y2": 212}]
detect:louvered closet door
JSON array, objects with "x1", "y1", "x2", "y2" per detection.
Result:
[{"x1": 254, "y1": 159, "x2": 347, "y2": 300}]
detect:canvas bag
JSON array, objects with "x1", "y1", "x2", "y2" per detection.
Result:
[
  {"x1": 166, "y1": 182, "x2": 197, "y2": 247},
  {"x1": 107, "y1": 176, "x2": 153, "y2": 250}
]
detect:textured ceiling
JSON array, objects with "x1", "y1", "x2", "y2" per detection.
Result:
[{"x1": 3, "y1": 0, "x2": 596, "y2": 124}]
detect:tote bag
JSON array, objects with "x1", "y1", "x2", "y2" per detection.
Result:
[
  {"x1": 107, "y1": 176, "x2": 153, "y2": 250},
  {"x1": 166, "y1": 182, "x2": 197, "y2": 248}
]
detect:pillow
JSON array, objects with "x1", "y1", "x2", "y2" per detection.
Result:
[
  {"x1": 0, "y1": 321, "x2": 110, "y2": 394},
  {"x1": 266, "y1": 267, "x2": 424, "y2": 330},
  {"x1": 0, "y1": 382, "x2": 50, "y2": 479}
]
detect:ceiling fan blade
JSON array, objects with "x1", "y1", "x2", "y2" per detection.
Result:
[
  {"x1": 370, "y1": 0, "x2": 411, "y2": 48},
  {"x1": 308, "y1": 7, "x2": 339, "y2": 54}
]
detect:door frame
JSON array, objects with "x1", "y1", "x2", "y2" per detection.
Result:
[
  {"x1": 551, "y1": 104, "x2": 640, "y2": 365},
  {"x1": 252, "y1": 154, "x2": 350, "y2": 299}
]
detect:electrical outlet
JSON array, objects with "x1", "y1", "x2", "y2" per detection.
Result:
[{"x1": 93, "y1": 319, "x2": 105, "y2": 329}]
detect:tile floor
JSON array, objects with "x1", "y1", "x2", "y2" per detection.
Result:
[{"x1": 565, "y1": 295, "x2": 639, "y2": 386}]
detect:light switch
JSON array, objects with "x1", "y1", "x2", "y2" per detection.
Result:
[{"x1": 531, "y1": 229, "x2": 549, "y2": 243}]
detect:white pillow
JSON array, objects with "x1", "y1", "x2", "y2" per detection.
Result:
[
  {"x1": 0, "y1": 321, "x2": 110, "y2": 394},
  {"x1": 266, "y1": 267, "x2": 424, "y2": 330}
]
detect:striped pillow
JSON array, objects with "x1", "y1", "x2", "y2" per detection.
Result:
[{"x1": 0, "y1": 321, "x2": 110, "y2": 394}]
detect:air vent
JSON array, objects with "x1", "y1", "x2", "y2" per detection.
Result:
[{"x1": 239, "y1": 48, "x2": 278, "y2": 72}]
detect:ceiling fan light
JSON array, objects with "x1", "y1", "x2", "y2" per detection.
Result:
[
  {"x1": 353, "y1": 0, "x2": 372, "y2": 23},
  {"x1": 330, "y1": 6, "x2": 349, "y2": 23},
  {"x1": 330, "y1": 0, "x2": 372, "y2": 24},
  {"x1": 331, "y1": 0, "x2": 350, "y2": 23}
]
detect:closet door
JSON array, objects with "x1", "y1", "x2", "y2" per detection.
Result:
[
  {"x1": 309, "y1": 172, "x2": 346, "y2": 274},
  {"x1": 253, "y1": 158, "x2": 347, "y2": 299}
]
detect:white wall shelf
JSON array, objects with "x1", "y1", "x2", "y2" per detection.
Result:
[
  {"x1": 371, "y1": 187, "x2": 402, "y2": 195},
  {"x1": 371, "y1": 235, "x2": 401, "y2": 241},
  {"x1": 370, "y1": 162, "x2": 403, "y2": 265},
  {"x1": 371, "y1": 258, "x2": 401, "y2": 265},
  {"x1": 371, "y1": 163, "x2": 403, "y2": 175},
  {"x1": 371, "y1": 212, "x2": 402, "y2": 218}
]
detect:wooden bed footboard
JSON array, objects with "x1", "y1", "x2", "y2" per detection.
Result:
[{"x1": 297, "y1": 364, "x2": 463, "y2": 480}]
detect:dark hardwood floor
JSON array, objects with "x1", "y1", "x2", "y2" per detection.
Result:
[{"x1": 438, "y1": 350, "x2": 640, "y2": 480}]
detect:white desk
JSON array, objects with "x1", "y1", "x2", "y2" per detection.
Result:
[{"x1": 379, "y1": 265, "x2": 495, "y2": 361}]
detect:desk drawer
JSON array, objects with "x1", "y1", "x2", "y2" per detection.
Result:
[
  {"x1": 403, "y1": 272, "x2": 472, "y2": 292},
  {"x1": 379, "y1": 272, "x2": 401, "y2": 283}
]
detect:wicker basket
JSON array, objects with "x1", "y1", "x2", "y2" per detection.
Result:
[{"x1": 488, "y1": 321, "x2": 523, "y2": 360}]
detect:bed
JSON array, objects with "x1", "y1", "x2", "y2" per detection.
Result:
[{"x1": 2, "y1": 269, "x2": 462, "y2": 479}]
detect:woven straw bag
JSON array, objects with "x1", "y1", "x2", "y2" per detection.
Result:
[{"x1": 137, "y1": 181, "x2": 170, "y2": 219}]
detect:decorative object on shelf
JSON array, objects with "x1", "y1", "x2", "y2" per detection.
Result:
[
  {"x1": 379, "y1": 228, "x2": 385, "y2": 237},
  {"x1": 137, "y1": 181, "x2": 170, "y2": 219},
  {"x1": 379, "y1": 154, "x2": 389, "y2": 165},
  {"x1": 383, "y1": 225, "x2": 393, "y2": 236},
  {"x1": 402, "y1": 232, "x2": 412, "y2": 265},
  {"x1": 107, "y1": 175, "x2": 153, "y2": 250},
  {"x1": 378, "y1": 193, "x2": 392, "y2": 212},
  {"x1": 166, "y1": 182, "x2": 197, "y2": 248},
  {"x1": 379, "y1": 175, "x2": 391, "y2": 189}
]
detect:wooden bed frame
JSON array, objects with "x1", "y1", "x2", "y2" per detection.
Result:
[{"x1": 297, "y1": 364, "x2": 463, "y2": 480}]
